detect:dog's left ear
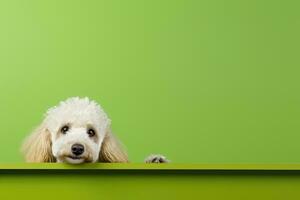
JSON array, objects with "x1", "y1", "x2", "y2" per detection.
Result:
[{"x1": 98, "y1": 128, "x2": 129, "y2": 163}]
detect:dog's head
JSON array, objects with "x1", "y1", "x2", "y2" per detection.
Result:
[
  {"x1": 22, "y1": 97, "x2": 128, "y2": 164},
  {"x1": 46, "y1": 97, "x2": 110, "y2": 164}
]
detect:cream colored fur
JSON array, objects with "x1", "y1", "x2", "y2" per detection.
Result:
[
  {"x1": 22, "y1": 122, "x2": 55, "y2": 162},
  {"x1": 99, "y1": 130, "x2": 128, "y2": 163}
]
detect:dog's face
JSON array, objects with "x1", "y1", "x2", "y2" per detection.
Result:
[{"x1": 44, "y1": 98, "x2": 110, "y2": 164}]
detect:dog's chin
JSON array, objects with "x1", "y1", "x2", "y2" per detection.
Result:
[{"x1": 63, "y1": 156, "x2": 86, "y2": 164}]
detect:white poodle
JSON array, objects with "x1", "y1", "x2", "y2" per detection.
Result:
[{"x1": 22, "y1": 97, "x2": 169, "y2": 164}]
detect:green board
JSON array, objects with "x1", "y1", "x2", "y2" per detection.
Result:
[
  {"x1": 1, "y1": 164, "x2": 300, "y2": 199},
  {"x1": 0, "y1": 0, "x2": 299, "y2": 163}
]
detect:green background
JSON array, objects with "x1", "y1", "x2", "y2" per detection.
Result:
[{"x1": 0, "y1": 0, "x2": 299, "y2": 163}]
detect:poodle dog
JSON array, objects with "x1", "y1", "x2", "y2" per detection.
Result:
[{"x1": 22, "y1": 97, "x2": 169, "y2": 164}]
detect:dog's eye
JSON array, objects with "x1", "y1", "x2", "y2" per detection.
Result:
[
  {"x1": 61, "y1": 125, "x2": 69, "y2": 134},
  {"x1": 87, "y1": 129, "x2": 95, "y2": 137}
]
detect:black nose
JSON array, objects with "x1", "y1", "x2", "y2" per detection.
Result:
[{"x1": 71, "y1": 144, "x2": 84, "y2": 156}]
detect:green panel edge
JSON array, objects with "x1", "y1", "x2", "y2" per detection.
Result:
[{"x1": 0, "y1": 163, "x2": 300, "y2": 170}]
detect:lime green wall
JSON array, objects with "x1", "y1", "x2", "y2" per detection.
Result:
[{"x1": 0, "y1": 0, "x2": 299, "y2": 163}]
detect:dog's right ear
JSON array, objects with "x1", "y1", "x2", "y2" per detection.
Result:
[{"x1": 21, "y1": 122, "x2": 55, "y2": 162}]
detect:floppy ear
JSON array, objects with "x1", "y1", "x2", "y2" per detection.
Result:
[
  {"x1": 21, "y1": 122, "x2": 55, "y2": 162},
  {"x1": 98, "y1": 129, "x2": 129, "y2": 163}
]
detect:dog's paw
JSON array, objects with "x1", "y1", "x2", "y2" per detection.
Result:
[{"x1": 144, "y1": 154, "x2": 170, "y2": 163}]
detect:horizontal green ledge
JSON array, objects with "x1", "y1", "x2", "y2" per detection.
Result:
[{"x1": 0, "y1": 163, "x2": 300, "y2": 170}]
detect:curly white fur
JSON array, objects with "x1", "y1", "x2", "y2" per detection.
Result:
[{"x1": 22, "y1": 97, "x2": 128, "y2": 164}]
